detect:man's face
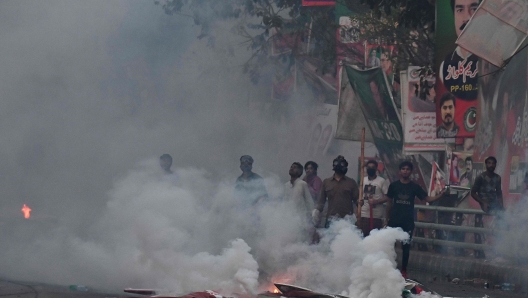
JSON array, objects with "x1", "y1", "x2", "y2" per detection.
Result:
[
  {"x1": 466, "y1": 160, "x2": 473, "y2": 171},
  {"x1": 305, "y1": 164, "x2": 315, "y2": 176},
  {"x1": 289, "y1": 164, "x2": 301, "y2": 177},
  {"x1": 453, "y1": 157, "x2": 458, "y2": 166},
  {"x1": 160, "y1": 158, "x2": 172, "y2": 171},
  {"x1": 427, "y1": 85, "x2": 436, "y2": 102},
  {"x1": 441, "y1": 99, "x2": 455, "y2": 126},
  {"x1": 400, "y1": 166, "x2": 412, "y2": 179},
  {"x1": 485, "y1": 159, "x2": 496, "y2": 172},
  {"x1": 454, "y1": 0, "x2": 479, "y2": 37},
  {"x1": 499, "y1": 1, "x2": 524, "y2": 24},
  {"x1": 240, "y1": 160, "x2": 253, "y2": 172},
  {"x1": 366, "y1": 163, "x2": 377, "y2": 172},
  {"x1": 371, "y1": 49, "x2": 376, "y2": 57}
]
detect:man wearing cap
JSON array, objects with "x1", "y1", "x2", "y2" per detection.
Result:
[
  {"x1": 235, "y1": 155, "x2": 269, "y2": 207},
  {"x1": 312, "y1": 155, "x2": 359, "y2": 228}
]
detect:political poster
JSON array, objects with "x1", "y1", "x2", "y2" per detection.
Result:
[
  {"x1": 456, "y1": 0, "x2": 528, "y2": 67},
  {"x1": 448, "y1": 151, "x2": 475, "y2": 189},
  {"x1": 435, "y1": 0, "x2": 479, "y2": 138},
  {"x1": 403, "y1": 66, "x2": 450, "y2": 151},
  {"x1": 473, "y1": 45, "x2": 528, "y2": 205},
  {"x1": 344, "y1": 66, "x2": 404, "y2": 182},
  {"x1": 429, "y1": 162, "x2": 446, "y2": 196},
  {"x1": 334, "y1": 4, "x2": 368, "y2": 142},
  {"x1": 365, "y1": 43, "x2": 400, "y2": 107},
  {"x1": 336, "y1": 68, "x2": 373, "y2": 142}
]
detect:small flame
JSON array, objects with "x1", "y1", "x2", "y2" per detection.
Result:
[
  {"x1": 273, "y1": 289, "x2": 279, "y2": 294},
  {"x1": 21, "y1": 204, "x2": 31, "y2": 219}
]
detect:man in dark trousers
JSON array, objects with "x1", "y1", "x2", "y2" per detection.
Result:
[
  {"x1": 470, "y1": 156, "x2": 504, "y2": 258},
  {"x1": 471, "y1": 156, "x2": 503, "y2": 213},
  {"x1": 312, "y1": 155, "x2": 359, "y2": 228},
  {"x1": 386, "y1": 161, "x2": 446, "y2": 278}
]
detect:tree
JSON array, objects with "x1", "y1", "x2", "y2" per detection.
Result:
[
  {"x1": 357, "y1": 0, "x2": 435, "y2": 74},
  {"x1": 154, "y1": 0, "x2": 436, "y2": 81}
]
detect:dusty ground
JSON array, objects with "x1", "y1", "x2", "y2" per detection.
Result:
[{"x1": 407, "y1": 269, "x2": 527, "y2": 298}]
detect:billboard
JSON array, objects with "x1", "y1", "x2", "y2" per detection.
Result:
[
  {"x1": 435, "y1": 0, "x2": 479, "y2": 138},
  {"x1": 402, "y1": 66, "x2": 450, "y2": 151},
  {"x1": 473, "y1": 44, "x2": 528, "y2": 206},
  {"x1": 456, "y1": 0, "x2": 528, "y2": 67}
]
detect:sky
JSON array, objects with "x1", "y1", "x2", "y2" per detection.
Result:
[{"x1": 0, "y1": 1, "x2": 412, "y2": 297}]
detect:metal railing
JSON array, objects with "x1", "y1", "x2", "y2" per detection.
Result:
[{"x1": 413, "y1": 205, "x2": 490, "y2": 252}]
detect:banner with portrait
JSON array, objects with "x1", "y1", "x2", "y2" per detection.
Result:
[
  {"x1": 403, "y1": 66, "x2": 450, "y2": 151},
  {"x1": 429, "y1": 162, "x2": 446, "y2": 196},
  {"x1": 473, "y1": 45, "x2": 528, "y2": 204},
  {"x1": 456, "y1": 0, "x2": 528, "y2": 67},
  {"x1": 448, "y1": 151, "x2": 475, "y2": 189},
  {"x1": 435, "y1": 0, "x2": 479, "y2": 138},
  {"x1": 344, "y1": 66, "x2": 403, "y2": 182},
  {"x1": 365, "y1": 44, "x2": 400, "y2": 106}
]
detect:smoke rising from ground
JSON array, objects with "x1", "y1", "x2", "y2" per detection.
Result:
[{"x1": 0, "y1": 1, "x2": 408, "y2": 297}]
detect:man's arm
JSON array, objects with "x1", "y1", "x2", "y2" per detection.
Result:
[
  {"x1": 418, "y1": 183, "x2": 445, "y2": 203},
  {"x1": 384, "y1": 183, "x2": 394, "y2": 223},
  {"x1": 424, "y1": 190, "x2": 446, "y2": 203},
  {"x1": 471, "y1": 176, "x2": 484, "y2": 204},
  {"x1": 312, "y1": 181, "x2": 327, "y2": 225},
  {"x1": 302, "y1": 182, "x2": 315, "y2": 211},
  {"x1": 385, "y1": 197, "x2": 392, "y2": 223},
  {"x1": 370, "y1": 179, "x2": 390, "y2": 206},
  {"x1": 315, "y1": 181, "x2": 327, "y2": 212},
  {"x1": 352, "y1": 180, "x2": 359, "y2": 204},
  {"x1": 312, "y1": 177, "x2": 323, "y2": 198},
  {"x1": 496, "y1": 176, "x2": 504, "y2": 208}
]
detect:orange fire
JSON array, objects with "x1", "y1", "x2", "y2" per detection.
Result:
[
  {"x1": 273, "y1": 289, "x2": 279, "y2": 294},
  {"x1": 21, "y1": 204, "x2": 31, "y2": 219}
]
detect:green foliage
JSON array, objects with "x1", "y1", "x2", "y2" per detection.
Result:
[
  {"x1": 154, "y1": 0, "x2": 435, "y2": 82},
  {"x1": 358, "y1": 0, "x2": 435, "y2": 31}
]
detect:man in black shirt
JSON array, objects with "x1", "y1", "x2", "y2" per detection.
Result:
[
  {"x1": 386, "y1": 161, "x2": 446, "y2": 278},
  {"x1": 471, "y1": 156, "x2": 503, "y2": 213}
]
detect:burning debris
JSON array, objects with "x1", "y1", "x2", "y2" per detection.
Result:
[
  {"x1": 21, "y1": 204, "x2": 31, "y2": 219},
  {"x1": 123, "y1": 280, "x2": 448, "y2": 298}
]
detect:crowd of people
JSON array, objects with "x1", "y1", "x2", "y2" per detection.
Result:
[{"x1": 158, "y1": 153, "x2": 504, "y2": 279}]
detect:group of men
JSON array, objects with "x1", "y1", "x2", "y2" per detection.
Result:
[
  {"x1": 159, "y1": 153, "x2": 504, "y2": 279},
  {"x1": 231, "y1": 154, "x2": 445, "y2": 278}
]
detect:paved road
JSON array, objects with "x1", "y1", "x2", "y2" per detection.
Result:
[
  {"x1": 1, "y1": 276, "x2": 526, "y2": 298},
  {"x1": 0, "y1": 279, "x2": 122, "y2": 298},
  {"x1": 407, "y1": 269, "x2": 527, "y2": 298}
]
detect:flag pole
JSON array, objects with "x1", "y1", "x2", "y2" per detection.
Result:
[{"x1": 357, "y1": 127, "x2": 366, "y2": 223}]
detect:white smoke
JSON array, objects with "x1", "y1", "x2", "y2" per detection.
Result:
[
  {"x1": 0, "y1": 156, "x2": 411, "y2": 297},
  {"x1": 0, "y1": 1, "x2": 400, "y2": 296}
]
